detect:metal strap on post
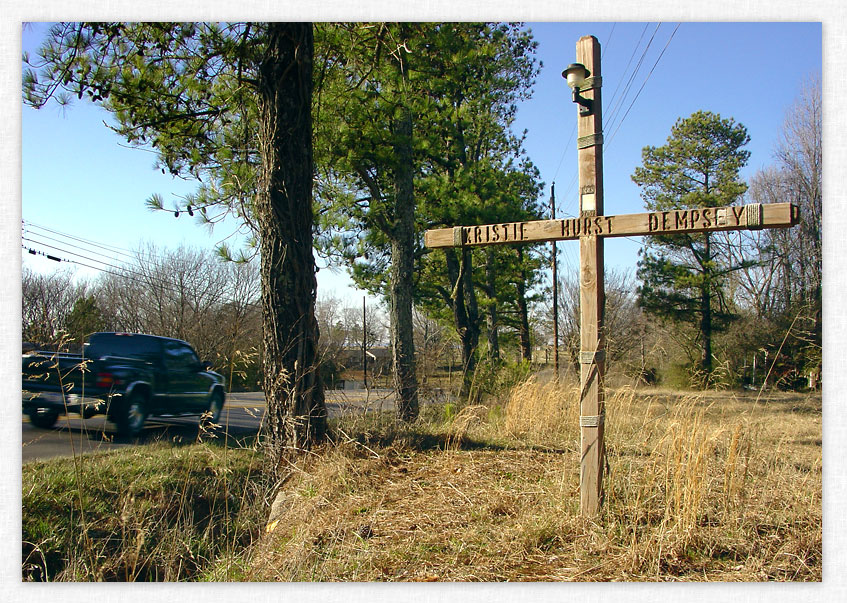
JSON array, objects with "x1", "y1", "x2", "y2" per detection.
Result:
[
  {"x1": 580, "y1": 414, "x2": 605, "y2": 428},
  {"x1": 579, "y1": 349, "x2": 605, "y2": 365},
  {"x1": 582, "y1": 75, "x2": 602, "y2": 90},
  {"x1": 577, "y1": 133, "x2": 604, "y2": 149},
  {"x1": 746, "y1": 203, "x2": 763, "y2": 229},
  {"x1": 453, "y1": 227, "x2": 464, "y2": 246}
]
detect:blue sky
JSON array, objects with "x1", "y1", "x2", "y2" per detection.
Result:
[
  {"x1": 514, "y1": 21, "x2": 821, "y2": 278},
  {"x1": 20, "y1": 21, "x2": 822, "y2": 303}
]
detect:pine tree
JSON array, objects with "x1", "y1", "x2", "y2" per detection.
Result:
[
  {"x1": 24, "y1": 22, "x2": 327, "y2": 457},
  {"x1": 632, "y1": 110, "x2": 751, "y2": 381}
]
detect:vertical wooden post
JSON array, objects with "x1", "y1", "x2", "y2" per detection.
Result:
[
  {"x1": 576, "y1": 35, "x2": 605, "y2": 516},
  {"x1": 752, "y1": 354, "x2": 757, "y2": 387},
  {"x1": 551, "y1": 183, "x2": 559, "y2": 381},
  {"x1": 363, "y1": 296, "x2": 368, "y2": 389}
]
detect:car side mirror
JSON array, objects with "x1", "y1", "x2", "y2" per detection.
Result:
[{"x1": 201, "y1": 361, "x2": 213, "y2": 371}]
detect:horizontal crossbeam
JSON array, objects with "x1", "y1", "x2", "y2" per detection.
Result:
[{"x1": 424, "y1": 202, "x2": 799, "y2": 249}]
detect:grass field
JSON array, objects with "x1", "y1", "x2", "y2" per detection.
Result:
[
  {"x1": 22, "y1": 379, "x2": 822, "y2": 582},
  {"x1": 247, "y1": 382, "x2": 821, "y2": 581}
]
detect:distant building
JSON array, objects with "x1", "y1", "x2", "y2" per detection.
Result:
[{"x1": 339, "y1": 345, "x2": 392, "y2": 372}]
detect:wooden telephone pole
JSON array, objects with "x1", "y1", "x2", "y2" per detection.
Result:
[{"x1": 575, "y1": 35, "x2": 606, "y2": 515}]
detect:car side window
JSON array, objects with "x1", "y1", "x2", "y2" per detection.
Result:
[{"x1": 164, "y1": 342, "x2": 200, "y2": 370}]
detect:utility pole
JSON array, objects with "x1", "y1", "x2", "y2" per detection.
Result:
[
  {"x1": 551, "y1": 183, "x2": 559, "y2": 381},
  {"x1": 362, "y1": 296, "x2": 367, "y2": 390}
]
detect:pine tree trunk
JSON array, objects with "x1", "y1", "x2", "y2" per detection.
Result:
[
  {"x1": 700, "y1": 235, "x2": 713, "y2": 378},
  {"x1": 516, "y1": 247, "x2": 532, "y2": 362},
  {"x1": 255, "y1": 23, "x2": 327, "y2": 462},
  {"x1": 485, "y1": 249, "x2": 500, "y2": 362},
  {"x1": 445, "y1": 248, "x2": 480, "y2": 400},
  {"x1": 700, "y1": 285, "x2": 713, "y2": 377},
  {"x1": 516, "y1": 280, "x2": 532, "y2": 362},
  {"x1": 390, "y1": 101, "x2": 420, "y2": 422}
]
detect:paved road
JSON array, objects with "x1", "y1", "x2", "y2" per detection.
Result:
[{"x1": 22, "y1": 389, "x2": 396, "y2": 463}]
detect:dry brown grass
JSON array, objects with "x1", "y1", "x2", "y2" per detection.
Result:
[{"x1": 244, "y1": 378, "x2": 821, "y2": 581}]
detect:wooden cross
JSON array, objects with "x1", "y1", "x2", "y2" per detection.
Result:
[
  {"x1": 424, "y1": 35, "x2": 800, "y2": 516},
  {"x1": 423, "y1": 202, "x2": 799, "y2": 250}
]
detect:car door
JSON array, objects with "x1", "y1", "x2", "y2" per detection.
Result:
[{"x1": 162, "y1": 341, "x2": 208, "y2": 412}]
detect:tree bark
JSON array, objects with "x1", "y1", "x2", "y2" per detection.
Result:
[
  {"x1": 255, "y1": 23, "x2": 327, "y2": 462},
  {"x1": 515, "y1": 247, "x2": 532, "y2": 362},
  {"x1": 389, "y1": 97, "x2": 420, "y2": 422},
  {"x1": 445, "y1": 248, "x2": 480, "y2": 400},
  {"x1": 484, "y1": 249, "x2": 500, "y2": 362},
  {"x1": 700, "y1": 235, "x2": 713, "y2": 378}
]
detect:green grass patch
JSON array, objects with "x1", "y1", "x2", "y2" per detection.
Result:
[{"x1": 22, "y1": 441, "x2": 272, "y2": 581}]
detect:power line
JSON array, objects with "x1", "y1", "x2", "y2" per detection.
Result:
[
  {"x1": 21, "y1": 222, "x2": 214, "y2": 294},
  {"x1": 22, "y1": 229, "x2": 136, "y2": 268},
  {"x1": 22, "y1": 232, "x2": 261, "y2": 309},
  {"x1": 21, "y1": 234, "x2": 195, "y2": 293},
  {"x1": 552, "y1": 23, "x2": 656, "y2": 216},
  {"x1": 22, "y1": 238, "x2": 206, "y2": 301},
  {"x1": 601, "y1": 23, "x2": 617, "y2": 60},
  {"x1": 602, "y1": 23, "x2": 651, "y2": 135},
  {"x1": 607, "y1": 23, "x2": 681, "y2": 148},
  {"x1": 22, "y1": 243, "x2": 152, "y2": 287},
  {"x1": 550, "y1": 123, "x2": 577, "y2": 184},
  {"x1": 24, "y1": 215, "x2": 255, "y2": 265},
  {"x1": 603, "y1": 23, "x2": 661, "y2": 138},
  {"x1": 21, "y1": 223, "x2": 176, "y2": 287},
  {"x1": 24, "y1": 240, "x2": 263, "y2": 312},
  {"x1": 24, "y1": 220, "x2": 137, "y2": 259},
  {"x1": 23, "y1": 246, "x2": 63, "y2": 263},
  {"x1": 555, "y1": 24, "x2": 680, "y2": 232},
  {"x1": 22, "y1": 236, "x2": 137, "y2": 275},
  {"x1": 23, "y1": 220, "x2": 165, "y2": 262}
]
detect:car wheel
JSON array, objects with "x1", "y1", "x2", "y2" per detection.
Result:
[
  {"x1": 202, "y1": 390, "x2": 224, "y2": 427},
  {"x1": 117, "y1": 392, "x2": 148, "y2": 437},
  {"x1": 28, "y1": 407, "x2": 59, "y2": 429}
]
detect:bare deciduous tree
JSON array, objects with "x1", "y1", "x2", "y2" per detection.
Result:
[
  {"x1": 726, "y1": 77, "x2": 821, "y2": 386},
  {"x1": 92, "y1": 243, "x2": 261, "y2": 387},
  {"x1": 413, "y1": 308, "x2": 458, "y2": 387},
  {"x1": 556, "y1": 268, "x2": 644, "y2": 379},
  {"x1": 22, "y1": 267, "x2": 91, "y2": 349}
]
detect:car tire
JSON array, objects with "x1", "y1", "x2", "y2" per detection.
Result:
[
  {"x1": 28, "y1": 407, "x2": 59, "y2": 429},
  {"x1": 202, "y1": 390, "x2": 224, "y2": 427},
  {"x1": 117, "y1": 391, "x2": 148, "y2": 437}
]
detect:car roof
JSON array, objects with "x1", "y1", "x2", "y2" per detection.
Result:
[{"x1": 88, "y1": 332, "x2": 193, "y2": 347}]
